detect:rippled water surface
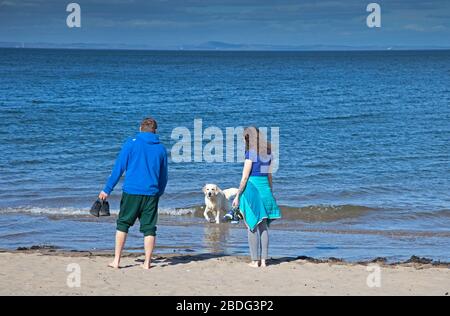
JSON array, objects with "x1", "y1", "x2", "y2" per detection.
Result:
[{"x1": 0, "y1": 48, "x2": 449, "y2": 261}]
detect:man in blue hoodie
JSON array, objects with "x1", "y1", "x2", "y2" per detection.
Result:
[{"x1": 98, "y1": 117, "x2": 168, "y2": 270}]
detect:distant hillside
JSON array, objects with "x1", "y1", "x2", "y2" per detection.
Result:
[{"x1": 1, "y1": 41, "x2": 449, "y2": 51}]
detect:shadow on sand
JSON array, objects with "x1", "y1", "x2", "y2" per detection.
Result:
[{"x1": 133, "y1": 253, "x2": 303, "y2": 268}]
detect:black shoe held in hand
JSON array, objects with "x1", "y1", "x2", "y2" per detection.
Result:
[
  {"x1": 90, "y1": 199, "x2": 102, "y2": 217},
  {"x1": 99, "y1": 200, "x2": 110, "y2": 216}
]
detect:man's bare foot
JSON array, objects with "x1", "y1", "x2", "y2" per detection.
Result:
[
  {"x1": 248, "y1": 261, "x2": 259, "y2": 268},
  {"x1": 261, "y1": 260, "x2": 267, "y2": 267},
  {"x1": 108, "y1": 262, "x2": 120, "y2": 269},
  {"x1": 141, "y1": 262, "x2": 152, "y2": 270}
]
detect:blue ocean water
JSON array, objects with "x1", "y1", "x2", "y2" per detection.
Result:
[{"x1": 0, "y1": 48, "x2": 449, "y2": 261}]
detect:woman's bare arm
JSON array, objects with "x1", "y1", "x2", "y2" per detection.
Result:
[
  {"x1": 237, "y1": 160, "x2": 253, "y2": 197},
  {"x1": 268, "y1": 162, "x2": 273, "y2": 191},
  {"x1": 232, "y1": 160, "x2": 252, "y2": 207}
]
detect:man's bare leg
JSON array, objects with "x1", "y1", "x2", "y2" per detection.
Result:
[
  {"x1": 143, "y1": 235, "x2": 155, "y2": 270},
  {"x1": 108, "y1": 230, "x2": 127, "y2": 269}
]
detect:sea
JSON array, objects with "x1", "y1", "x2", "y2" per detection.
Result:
[{"x1": 0, "y1": 48, "x2": 449, "y2": 262}]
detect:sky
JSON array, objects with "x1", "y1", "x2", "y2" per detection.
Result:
[{"x1": 0, "y1": 0, "x2": 449, "y2": 48}]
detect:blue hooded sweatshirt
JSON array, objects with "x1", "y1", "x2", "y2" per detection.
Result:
[{"x1": 103, "y1": 132, "x2": 168, "y2": 196}]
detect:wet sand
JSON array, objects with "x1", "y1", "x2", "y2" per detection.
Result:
[{"x1": 0, "y1": 250, "x2": 448, "y2": 296}]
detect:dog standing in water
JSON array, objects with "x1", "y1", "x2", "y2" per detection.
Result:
[{"x1": 203, "y1": 184, "x2": 238, "y2": 223}]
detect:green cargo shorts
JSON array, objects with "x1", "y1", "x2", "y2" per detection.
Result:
[{"x1": 117, "y1": 192, "x2": 159, "y2": 236}]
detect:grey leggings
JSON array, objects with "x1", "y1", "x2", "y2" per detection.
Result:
[{"x1": 247, "y1": 220, "x2": 269, "y2": 261}]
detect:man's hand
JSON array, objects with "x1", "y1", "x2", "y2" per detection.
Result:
[{"x1": 98, "y1": 191, "x2": 108, "y2": 201}]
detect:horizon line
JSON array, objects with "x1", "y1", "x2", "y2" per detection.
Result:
[
  {"x1": 1, "y1": 46, "x2": 450, "y2": 53},
  {"x1": 1, "y1": 41, "x2": 450, "y2": 52}
]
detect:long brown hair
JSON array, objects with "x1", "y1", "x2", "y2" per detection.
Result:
[{"x1": 243, "y1": 126, "x2": 271, "y2": 156}]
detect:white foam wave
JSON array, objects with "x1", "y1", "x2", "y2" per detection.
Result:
[
  {"x1": 158, "y1": 207, "x2": 197, "y2": 216},
  {"x1": 0, "y1": 206, "x2": 198, "y2": 217},
  {"x1": 0, "y1": 206, "x2": 114, "y2": 216}
]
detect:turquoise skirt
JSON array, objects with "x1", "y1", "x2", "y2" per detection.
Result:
[{"x1": 239, "y1": 176, "x2": 281, "y2": 231}]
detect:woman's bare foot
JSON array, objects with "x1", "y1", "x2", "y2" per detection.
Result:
[
  {"x1": 108, "y1": 262, "x2": 120, "y2": 269},
  {"x1": 248, "y1": 261, "x2": 259, "y2": 268},
  {"x1": 141, "y1": 261, "x2": 152, "y2": 270},
  {"x1": 261, "y1": 260, "x2": 267, "y2": 267}
]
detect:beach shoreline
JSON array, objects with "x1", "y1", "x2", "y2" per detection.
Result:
[{"x1": 1, "y1": 249, "x2": 448, "y2": 296}]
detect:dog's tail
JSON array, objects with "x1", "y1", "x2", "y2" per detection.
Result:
[{"x1": 223, "y1": 188, "x2": 239, "y2": 200}]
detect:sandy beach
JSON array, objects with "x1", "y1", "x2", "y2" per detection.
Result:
[{"x1": 0, "y1": 249, "x2": 448, "y2": 296}]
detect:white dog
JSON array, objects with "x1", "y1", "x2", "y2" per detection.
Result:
[{"x1": 203, "y1": 184, "x2": 238, "y2": 224}]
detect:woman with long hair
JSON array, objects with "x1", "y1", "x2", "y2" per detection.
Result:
[{"x1": 232, "y1": 127, "x2": 281, "y2": 267}]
